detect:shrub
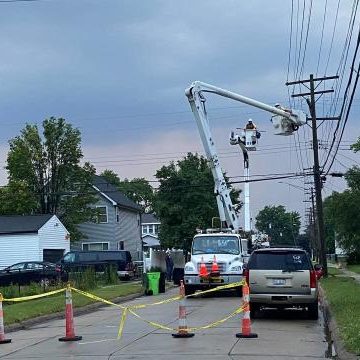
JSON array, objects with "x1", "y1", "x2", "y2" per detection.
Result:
[
  {"x1": 68, "y1": 267, "x2": 97, "y2": 290},
  {"x1": 103, "y1": 265, "x2": 119, "y2": 285}
]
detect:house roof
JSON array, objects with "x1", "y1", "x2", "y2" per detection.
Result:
[
  {"x1": 0, "y1": 214, "x2": 53, "y2": 235},
  {"x1": 141, "y1": 213, "x2": 160, "y2": 224},
  {"x1": 92, "y1": 175, "x2": 142, "y2": 212},
  {"x1": 142, "y1": 234, "x2": 160, "y2": 247}
]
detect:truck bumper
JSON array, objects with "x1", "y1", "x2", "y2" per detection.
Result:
[{"x1": 184, "y1": 274, "x2": 243, "y2": 286}]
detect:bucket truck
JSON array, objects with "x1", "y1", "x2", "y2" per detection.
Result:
[{"x1": 183, "y1": 81, "x2": 306, "y2": 295}]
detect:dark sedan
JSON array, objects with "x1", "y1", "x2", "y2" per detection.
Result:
[{"x1": 0, "y1": 261, "x2": 61, "y2": 287}]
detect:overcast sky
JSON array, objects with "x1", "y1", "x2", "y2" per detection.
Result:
[{"x1": 0, "y1": 0, "x2": 359, "y2": 230}]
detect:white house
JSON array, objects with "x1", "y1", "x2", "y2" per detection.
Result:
[
  {"x1": 0, "y1": 214, "x2": 70, "y2": 268},
  {"x1": 141, "y1": 213, "x2": 161, "y2": 249}
]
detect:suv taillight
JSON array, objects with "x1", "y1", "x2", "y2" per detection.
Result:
[
  {"x1": 310, "y1": 270, "x2": 317, "y2": 288},
  {"x1": 243, "y1": 268, "x2": 249, "y2": 286}
]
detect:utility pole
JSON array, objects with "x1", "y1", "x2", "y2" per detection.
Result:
[
  {"x1": 309, "y1": 188, "x2": 318, "y2": 261},
  {"x1": 286, "y1": 74, "x2": 339, "y2": 277}
]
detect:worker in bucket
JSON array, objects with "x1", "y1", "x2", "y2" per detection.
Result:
[
  {"x1": 165, "y1": 249, "x2": 174, "y2": 281},
  {"x1": 245, "y1": 119, "x2": 256, "y2": 130}
]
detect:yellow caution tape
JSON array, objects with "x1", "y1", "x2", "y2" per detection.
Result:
[
  {"x1": 71, "y1": 287, "x2": 126, "y2": 309},
  {"x1": 127, "y1": 304, "x2": 246, "y2": 333},
  {"x1": 2, "y1": 288, "x2": 66, "y2": 302},
  {"x1": 129, "y1": 280, "x2": 245, "y2": 309},
  {"x1": 188, "y1": 305, "x2": 245, "y2": 331},
  {"x1": 130, "y1": 295, "x2": 182, "y2": 309},
  {"x1": 117, "y1": 307, "x2": 128, "y2": 339},
  {"x1": 127, "y1": 307, "x2": 176, "y2": 331},
  {"x1": 185, "y1": 280, "x2": 246, "y2": 298}
]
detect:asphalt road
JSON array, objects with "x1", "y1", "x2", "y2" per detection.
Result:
[{"x1": 0, "y1": 288, "x2": 329, "y2": 359}]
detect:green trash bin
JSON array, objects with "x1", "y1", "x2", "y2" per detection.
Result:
[{"x1": 146, "y1": 272, "x2": 160, "y2": 295}]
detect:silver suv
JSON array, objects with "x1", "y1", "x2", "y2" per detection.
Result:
[{"x1": 245, "y1": 248, "x2": 318, "y2": 319}]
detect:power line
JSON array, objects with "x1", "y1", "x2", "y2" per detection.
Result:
[
  {"x1": 316, "y1": 0, "x2": 328, "y2": 75},
  {"x1": 323, "y1": 27, "x2": 360, "y2": 174},
  {"x1": 0, "y1": 0, "x2": 42, "y2": 2}
]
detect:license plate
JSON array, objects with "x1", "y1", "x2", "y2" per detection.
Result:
[
  {"x1": 210, "y1": 277, "x2": 222, "y2": 283},
  {"x1": 273, "y1": 279, "x2": 286, "y2": 286}
]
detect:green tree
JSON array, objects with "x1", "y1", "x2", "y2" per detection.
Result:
[
  {"x1": 322, "y1": 136, "x2": 360, "y2": 261},
  {"x1": 5, "y1": 117, "x2": 97, "y2": 241},
  {"x1": 0, "y1": 180, "x2": 38, "y2": 215},
  {"x1": 100, "y1": 169, "x2": 121, "y2": 187},
  {"x1": 255, "y1": 205, "x2": 301, "y2": 246},
  {"x1": 154, "y1": 153, "x2": 241, "y2": 251},
  {"x1": 100, "y1": 170, "x2": 154, "y2": 212}
]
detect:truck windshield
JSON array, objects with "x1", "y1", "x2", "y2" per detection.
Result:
[{"x1": 192, "y1": 236, "x2": 240, "y2": 255}]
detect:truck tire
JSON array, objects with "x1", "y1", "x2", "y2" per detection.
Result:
[
  {"x1": 184, "y1": 285, "x2": 196, "y2": 296},
  {"x1": 308, "y1": 302, "x2": 319, "y2": 320},
  {"x1": 250, "y1": 302, "x2": 259, "y2": 319},
  {"x1": 173, "y1": 268, "x2": 184, "y2": 285},
  {"x1": 235, "y1": 286, "x2": 242, "y2": 297}
]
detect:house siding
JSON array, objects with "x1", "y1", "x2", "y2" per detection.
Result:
[
  {"x1": 116, "y1": 210, "x2": 141, "y2": 260},
  {"x1": 75, "y1": 195, "x2": 141, "y2": 260},
  {"x1": 0, "y1": 234, "x2": 39, "y2": 269},
  {"x1": 38, "y1": 215, "x2": 70, "y2": 260}
]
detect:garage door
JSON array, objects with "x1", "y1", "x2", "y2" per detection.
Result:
[{"x1": 43, "y1": 249, "x2": 65, "y2": 263}]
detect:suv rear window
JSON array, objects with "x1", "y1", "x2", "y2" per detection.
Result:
[{"x1": 248, "y1": 251, "x2": 311, "y2": 271}]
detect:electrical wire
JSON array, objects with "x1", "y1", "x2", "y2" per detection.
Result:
[{"x1": 316, "y1": 0, "x2": 328, "y2": 75}]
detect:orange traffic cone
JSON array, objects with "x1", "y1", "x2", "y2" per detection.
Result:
[
  {"x1": 211, "y1": 255, "x2": 220, "y2": 276},
  {"x1": 0, "y1": 293, "x2": 11, "y2": 344},
  {"x1": 236, "y1": 281, "x2": 258, "y2": 338},
  {"x1": 172, "y1": 280, "x2": 194, "y2": 338},
  {"x1": 59, "y1": 285, "x2": 82, "y2": 342},
  {"x1": 199, "y1": 257, "x2": 209, "y2": 278}
]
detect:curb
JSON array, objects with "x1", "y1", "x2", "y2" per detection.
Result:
[
  {"x1": 320, "y1": 285, "x2": 359, "y2": 360},
  {"x1": 6, "y1": 291, "x2": 143, "y2": 333}
]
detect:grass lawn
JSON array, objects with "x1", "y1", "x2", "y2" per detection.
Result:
[
  {"x1": 321, "y1": 276, "x2": 360, "y2": 355},
  {"x1": 328, "y1": 267, "x2": 342, "y2": 276},
  {"x1": 347, "y1": 264, "x2": 360, "y2": 274},
  {"x1": 3, "y1": 283, "x2": 142, "y2": 325}
]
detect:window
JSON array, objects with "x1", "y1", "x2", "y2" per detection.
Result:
[
  {"x1": 63, "y1": 253, "x2": 76, "y2": 263},
  {"x1": 116, "y1": 207, "x2": 120, "y2": 223},
  {"x1": 149, "y1": 225, "x2": 154, "y2": 234},
  {"x1": 8, "y1": 263, "x2": 26, "y2": 271},
  {"x1": 142, "y1": 225, "x2": 148, "y2": 234},
  {"x1": 248, "y1": 251, "x2": 311, "y2": 271},
  {"x1": 78, "y1": 252, "x2": 98, "y2": 262},
  {"x1": 96, "y1": 206, "x2": 108, "y2": 223},
  {"x1": 82, "y1": 242, "x2": 109, "y2": 251},
  {"x1": 154, "y1": 224, "x2": 160, "y2": 235},
  {"x1": 118, "y1": 241, "x2": 125, "y2": 250}
]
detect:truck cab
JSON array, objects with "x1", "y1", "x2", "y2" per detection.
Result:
[{"x1": 183, "y1": 232, "x2": 247, "y2": 295}]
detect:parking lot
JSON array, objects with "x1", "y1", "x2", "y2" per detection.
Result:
[{"x1": 0, "y1": 288, "x2": 329, "y2": 360}]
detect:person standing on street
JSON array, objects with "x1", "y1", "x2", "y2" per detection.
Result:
[{"x1": 165, "y1": 249, "x2": 174, "y2": 281}]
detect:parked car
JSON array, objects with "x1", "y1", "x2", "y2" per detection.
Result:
[
  {"x1": 0, "y1": 261, "x2": 61, "y2": 287},
  {"x1": 59, "y1": 250, "x2": 134, "y2": 280},
  {"x1": 244, "y1": 247, "x2": 319, "y2": 319}
]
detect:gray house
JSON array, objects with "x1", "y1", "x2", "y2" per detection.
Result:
[{"x1": 75, "y1": 175, "x2": 143, "y2": 260}]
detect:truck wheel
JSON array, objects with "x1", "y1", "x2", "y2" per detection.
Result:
[
  {"x1": 308, "y1": 302, "x2": 319, "y2": 320},
  {"x1": 184, "y1": 285, "x2": 195, "y2": 296},
  {"x1": 250, "y1": 303, "x2": 259, "y2": 319},
  {"x1": 235, "y1": 286, "x2": 242, "y2": 297}
]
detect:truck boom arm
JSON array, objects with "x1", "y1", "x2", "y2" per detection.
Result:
[{"x1": 185, "y1": 81, "x2": 306, "y2": 231}]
